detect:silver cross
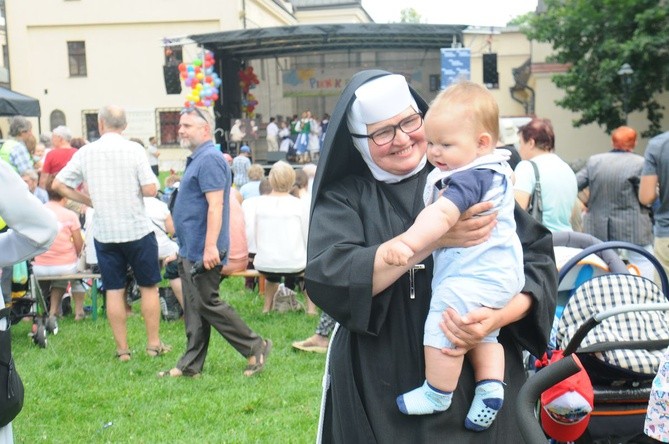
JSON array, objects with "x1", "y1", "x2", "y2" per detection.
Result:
[{"x1": 408, "y1": 264, "x2": 426, "y2": 299}]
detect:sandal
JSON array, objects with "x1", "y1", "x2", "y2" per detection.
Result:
[
  {"x1": 243, "y1": 339, "x2": 272, "y2": 377},
  {"x1": 146, "y1": 342, "x2": 172, "y2": 357},
  {"x1": 116, "y1": 349, "x2": 132, "y2": 362},
  {"x1": 157, "y1": 368, "x2": 201, "y2": 379},
  {"x1": 292, "y1": 338, "x2": 328, "y2": 354}
]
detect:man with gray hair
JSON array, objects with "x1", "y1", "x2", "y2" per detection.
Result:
[
  {"x1": 157, "y1": 106, "x2": 271, "y2": 378},
  {"x1": 39, "y1": 125, "x2": 76, "y2": 190},
  {"x1": 0, "y1": 115, "x2": 34, "y2": 174},
  {"x1": 53, "y1": 105, "x2": 169, "y2": 362}
]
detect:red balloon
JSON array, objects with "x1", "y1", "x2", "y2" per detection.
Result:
[{"x1": 178, "y1": 63, "x2": 187, "y2": 71}]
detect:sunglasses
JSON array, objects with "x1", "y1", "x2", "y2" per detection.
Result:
[{"x1": 181, "y1": 107, "x2": 208, "y2": 123}]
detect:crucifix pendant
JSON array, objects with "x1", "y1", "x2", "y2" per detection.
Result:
[{"x1": 408, "y1": 264, "x2": 425, "y2": 299}]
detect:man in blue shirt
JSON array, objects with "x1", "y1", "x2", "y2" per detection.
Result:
[
  {"x1": 640, "y1": 130, "x2": 669, "y2": 283},
  {"x1": 159, "y1": 107, "x2": 271, "y2": 378}
]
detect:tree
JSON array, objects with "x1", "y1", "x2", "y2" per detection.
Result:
[
  {"x1": 520, "y1": 0, "x2": 669, "y2": 136},
  {"x1": 400, "y1": 7, "x2": 421, "y2": 24}
]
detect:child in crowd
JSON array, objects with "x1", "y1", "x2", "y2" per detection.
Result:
[
  {"x1": 383, "y1": 81, "x2": 524, "y2": 431},
  {"x1": 161, "y1": 172, "x2": 181, "y2": 206}
]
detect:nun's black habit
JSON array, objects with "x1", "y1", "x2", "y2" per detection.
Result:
[{"x1": 305, "y1": 70, "x2": 557, "y2": 443}]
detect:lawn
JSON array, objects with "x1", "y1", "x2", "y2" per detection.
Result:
[{"x1": 10, "y1": 277, "x2": 325, "y2": 443}]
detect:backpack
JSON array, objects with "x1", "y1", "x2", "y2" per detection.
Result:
[
  {"x1": 0, "y1": 307, "x2": 24, "y2": 427},
  {"x1": 159, "y1": 287, "x2": 183, "y2": 321},
  {"x1": 272, "y1": 284, "x2": 304, "y2": 313}
]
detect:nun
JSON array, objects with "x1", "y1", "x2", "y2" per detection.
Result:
[{"x1": 305, "y1": 70, "x2": 557, "y2": 443}]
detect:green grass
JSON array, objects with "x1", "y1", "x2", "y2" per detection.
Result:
[{"x1": 11, "y1": 278, "x2": 325, "y2": 443}]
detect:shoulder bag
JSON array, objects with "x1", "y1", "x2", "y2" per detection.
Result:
[
  {"x1": 0, "y1": 307, "x2": 24, "y2": 427},
  {"x1": 527, "y1": 160, "x2": 544, "y2": 223}
]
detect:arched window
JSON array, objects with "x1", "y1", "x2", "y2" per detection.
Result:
[{"x1": 50, "y1": 110, "x2": 66, "y2": 129}]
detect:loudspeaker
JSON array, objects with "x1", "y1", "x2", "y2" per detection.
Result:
[
  {"x1": 163, "y1": 65, "x2": 182, "y2": 95},
  {"x1": 266, "y1": 151, "x2": 286, "y2": 164},
  {"x1": 483, "y1": 53, "x2": 499, "y2": 87}
]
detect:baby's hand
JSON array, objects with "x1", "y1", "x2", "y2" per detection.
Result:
[{"x1": 383, "y1": 241, "x2": 414, "y2": 266}]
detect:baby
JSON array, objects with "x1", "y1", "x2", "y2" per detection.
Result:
[{"x1": 384, "y1": 81, "x2": 524, "y2": 431}]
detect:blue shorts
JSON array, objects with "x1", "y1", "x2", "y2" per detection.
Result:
[{"x1": 94, "y1": 233, "x2": 161, "y2": 290}]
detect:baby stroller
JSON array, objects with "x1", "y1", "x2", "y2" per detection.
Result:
[
  {"x1": 9, "y1": 261, "x2": 54, "y2": 348},
  {"x1": 521, "y1": 240, "x2": 669, "y2": 443}
]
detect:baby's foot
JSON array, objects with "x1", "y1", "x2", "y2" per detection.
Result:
[
  {"x1": 396, "y1": 380, "x2": 452, "y2": 415},
  {"x1": 464, "y1": 379, "x2": 505, "y2": 431}
]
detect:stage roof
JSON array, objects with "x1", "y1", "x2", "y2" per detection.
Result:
[{"x1": 189, "y1": 23, "x2": 467, "y2": 59}]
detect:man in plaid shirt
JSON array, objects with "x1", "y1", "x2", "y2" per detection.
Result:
[{"x1": 53, "y1": 105, "x2": 170, "y2": 362}]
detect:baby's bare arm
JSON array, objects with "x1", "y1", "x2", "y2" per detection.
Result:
[
  {"x1": 399, "y1": 197, "x2": 461, "y2": 253},
  {"x1": 382, "y1": 239, "x2": 415, "y2": 266}
]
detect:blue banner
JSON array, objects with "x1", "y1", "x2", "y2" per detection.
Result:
[{"x1": 440, "y1": 48, "x2": 471, "y2": 89}]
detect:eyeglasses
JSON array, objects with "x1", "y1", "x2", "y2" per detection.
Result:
[
  {"x1": 180, "y1": 107, "x2": 208, "y2": 123},
  {"x1": 350, "y1": 112, "x2": 423, "y2": 145}
]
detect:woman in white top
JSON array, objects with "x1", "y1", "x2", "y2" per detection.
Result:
[
  {"x1": 513, "y1": 117, "x2": 577, "y2": 233},
  {"x1": 247, "y1": 161, "x2": 312, "y2": 313},
  {"x1": 144, "y1": 196, "x2": 183, "y2": 309}
]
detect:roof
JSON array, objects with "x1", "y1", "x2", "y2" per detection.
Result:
[
  {"x1": 189, "y1": 23, "x2": 467, "y2": 59},
  {"x1": 0, "y1": 87, "x2": 40, "y2": 117}
]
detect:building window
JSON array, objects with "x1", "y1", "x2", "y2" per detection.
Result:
[
  {"x1": 158, "y1": 110, "x2": 180, "y2": 145},
  {"x1": 50, "y1": 110, "x2": 66, "y2": 129},
  {"x1": 68, "y1": 41, "x2": 87, "y2": 77},
  {"x1": 83, "y1": 111, "x2": 99, "y2": 141}
]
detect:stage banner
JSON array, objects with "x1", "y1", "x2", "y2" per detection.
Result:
[
  {"x1": 440, "y1": 48, "x2": 471, "y2": 89},
  {"x1": 282, "y1": 67, "x2": 425, "y2": 97}
]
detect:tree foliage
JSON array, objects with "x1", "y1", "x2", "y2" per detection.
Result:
[
  {"x1": 520, "y1": 0, "x2": 669, "y2": 136},
  {"x1": 400, "y1": 7, "x2": 421, "y2": 23}
]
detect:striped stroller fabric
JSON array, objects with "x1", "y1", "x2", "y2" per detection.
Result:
[{"x1": 557, "y1": 274, "x2": 669, "y2": 376}]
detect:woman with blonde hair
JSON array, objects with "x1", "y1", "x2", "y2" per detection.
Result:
[
  {"x1": 247, "y1": 161, "x2": 313, "y2": 313},
  {"x1": 239, "y1": 163, "x2": 265, "y2": 200}
]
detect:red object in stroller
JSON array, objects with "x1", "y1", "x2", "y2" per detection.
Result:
[{"x1": 521, "y1": 241, "x2": 669, "y2": 443}]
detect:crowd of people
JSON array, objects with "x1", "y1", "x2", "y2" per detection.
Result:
[
  {"x1": 251, "y1": 111, "x2": 330, "y2": 165},
  {"x1": 2, "y1": 68, "x2": 669, "y2": 442}
]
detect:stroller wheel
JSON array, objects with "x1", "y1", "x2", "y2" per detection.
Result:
[{"x1": 33, "y1": 320, "x2": 48, "y2": 348}]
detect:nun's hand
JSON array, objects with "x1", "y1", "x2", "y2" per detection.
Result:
[
  {"x1": 439, "y1": 201, "x2": 496, "y2": 248},
  {"x1": 439, "y1": 307, "x2": 501, "y2": 357}
]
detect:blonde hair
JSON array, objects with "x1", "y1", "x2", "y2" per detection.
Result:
[
  {"x1": 428, "y1": 81, "x2": 499, "y2": 143},
  {"x1": 268, "y1": 161, "x2": 295, "y2": 193},
  {"x1": 165, "y1": 173, "x2": 181, "y2": 187},
  {"x1": 247, "y1": 163, "x2": 265, "y2": 181}
]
